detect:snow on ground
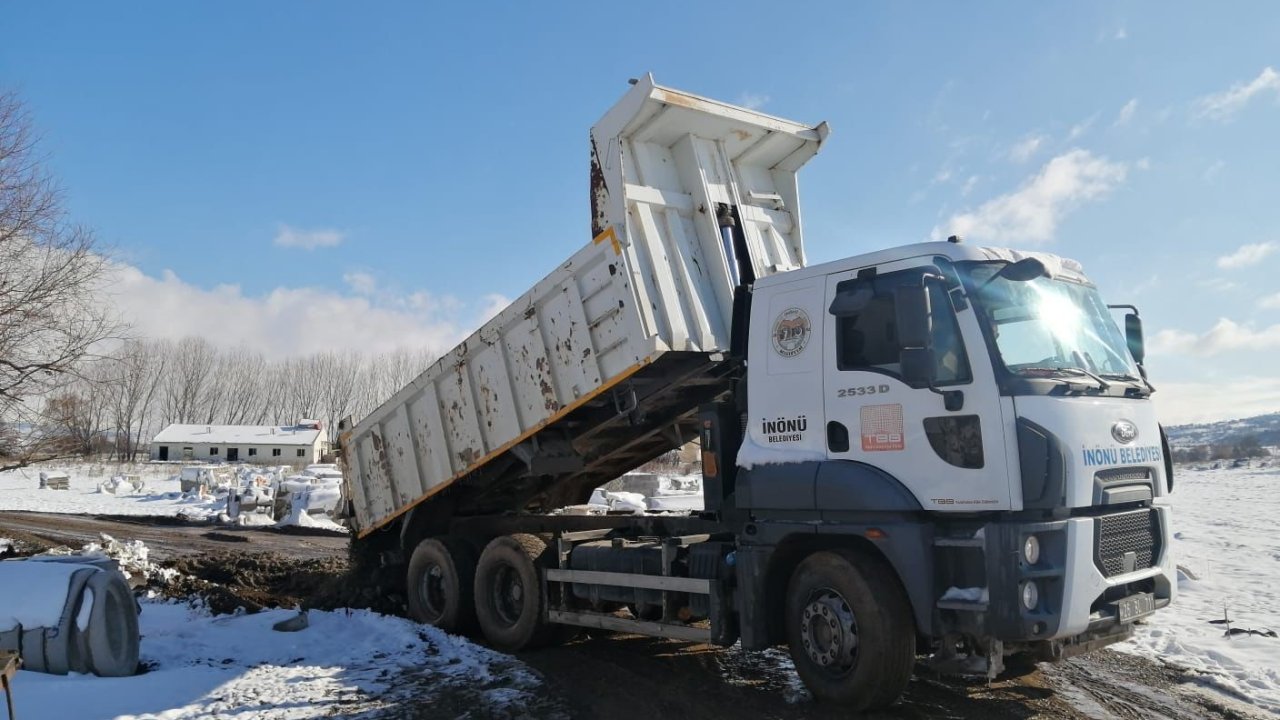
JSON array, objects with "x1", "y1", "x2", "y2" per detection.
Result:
[
  {"x1": 0, "y1": 463, "x2": 226, "y2": 519},
  {"x1": 1118, "y1": 460, "x2": 1280, "y2": 716},
  {"x1": 11, "y1": 599, "x2": 543, "y2": 720},
  {"x1": 0, "y1": 462, "x2": 350, "y2": 531},
  {"x1": 275, "y1": 502, "x2": 348, "y2": 533}
]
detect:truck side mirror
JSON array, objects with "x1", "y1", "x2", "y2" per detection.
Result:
[
  {"x1": 894, "y1": 283, "x2": 935, "y2": 387},
  {"x1": 899, "y1": 347, "x2": 936, "y2": 387},
  {"x1": 1125, "y1": 312, "x2": 1145, "y2": 365},
  {"x1": 894, "y1": 283, "x2": 933, "y2": 351}
]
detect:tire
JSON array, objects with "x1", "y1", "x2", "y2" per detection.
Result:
[
  {"x1": 784, "y1": 549, "x2": 915, "y2": 711},
  {"x1": 406, "y1": 537, "x2": 477, "y2": 633},
  {"x1": 473, "y1": 534, "x2": 556, "y2": 651}
]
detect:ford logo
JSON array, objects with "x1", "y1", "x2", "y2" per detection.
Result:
[{"x1": 1112, "y1": 420, "x2": 1139, "y2": 444}]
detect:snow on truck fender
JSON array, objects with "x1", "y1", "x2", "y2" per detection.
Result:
[{"x1": 342, "y1": 75, "x2": 827, "y2": 535}]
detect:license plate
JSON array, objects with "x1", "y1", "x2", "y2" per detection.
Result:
[{"x1": 1114, "y1": 592, "x2": 1155, "y2": 623}]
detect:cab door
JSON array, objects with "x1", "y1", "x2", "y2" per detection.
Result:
[{"x1": 821, "y1": 261, "x2": 1010, "y2": 511}]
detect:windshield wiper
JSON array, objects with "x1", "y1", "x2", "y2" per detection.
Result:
[
  {"x1": 1100, "y1": 372, "x2": 1156, "y2": 396},
  {"x1": 1057, "y1": 366, "x2": 1110, "y2": 390},
  {"x1": 1015, "y1": 366, "x2": 1109, "y2": 391}
]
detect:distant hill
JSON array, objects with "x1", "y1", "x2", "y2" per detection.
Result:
[{"x1": 1165, "y1": 412, "x2": 1280, "y2": 449}]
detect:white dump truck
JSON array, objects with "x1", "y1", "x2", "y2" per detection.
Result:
[{"x1": 340, "y1": 75, "x2": 1174, "y2": 710}]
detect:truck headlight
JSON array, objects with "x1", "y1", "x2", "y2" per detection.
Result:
[
  {"x1": 1022, "y1": 581, "x2": 1040, "y2": 610},
  {"x1": 1023, "y1": 535, "x2": 1041, "y2": 565}
]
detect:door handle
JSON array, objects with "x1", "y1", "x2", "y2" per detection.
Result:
[{"x1": 827, "y1": 421, "x2": 850, "y2": 453}]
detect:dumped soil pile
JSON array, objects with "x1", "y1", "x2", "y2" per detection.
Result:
[
  {"x1": 0, "y1": 527, "x2": 55, "y2": 557},
  {"x1": 159, "y1": 546, "x2": 408, "y2": 617}
]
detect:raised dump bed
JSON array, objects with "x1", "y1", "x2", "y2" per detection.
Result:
[{"x1": 342, "y1": 75, "x2": 827, "y2": 536}]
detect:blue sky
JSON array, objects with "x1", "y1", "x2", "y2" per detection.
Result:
[{"x1": 3, "y1": 2, "x2": 1279, "y2": 423}]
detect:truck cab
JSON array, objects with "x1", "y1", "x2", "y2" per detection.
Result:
[{"x1": 727, "y1": 239, "x2": 1174, "y2": 687}]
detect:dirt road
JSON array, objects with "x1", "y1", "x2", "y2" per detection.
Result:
[
  {"x1": 0, "y1": 511, "x2": 1267, "y2": 719},
  {"x1": 0, "y1": 510, "x2": 349, "y2": 560}
]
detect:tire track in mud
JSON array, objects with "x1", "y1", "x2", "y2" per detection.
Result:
[{"x1": 1041, "y1": 650, "x2": 1268, "y2": 720}]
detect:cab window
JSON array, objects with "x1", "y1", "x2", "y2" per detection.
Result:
[{"x1": 832, "y1": 269, "x2": 971, "y2": 385}]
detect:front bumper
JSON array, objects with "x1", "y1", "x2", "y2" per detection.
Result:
[{"x1": 933, "y1": 505, "x2": 1175, "y2": 644}]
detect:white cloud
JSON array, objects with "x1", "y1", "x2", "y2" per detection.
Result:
[
  {"x1": 1216, "y1": 241, "x2": 1276, "y2": 270},
  {"x1": 1114, "y1": 98, "x2": 1138, "y2": 127},
  {"x1": 931, "y1": 149, "x2": 1127, "y2": 244},
  {"x1": 1202, "y1": 159, "x2": 1225, "y2": 182},
  {"x1": 1114, "y1": 27, "x2": 1128, "y2": 41},
  {"x1": 1149, "y1": 318, "x2": 1280, "y2": 357},
  {"x1": 342, "y1": 271, "x2": 377, "y2": 295},
  {"x1": 273, "y1": 223, "x2": 345, "y2": 250},
  {"x1": 1154, "y1": 376, "x2": 1280, "y2": 425},
  {"x1": 1008, "y1": 134, "x2": 1045, "y2": 163},
  {"x1": 104, "y1": 262, "x2": 507, "y2": 360},
  {"x1": 477, "y1": 294, "x2": 510, "y2": 324},
  {"x1": 1260, "y1": 292, "x2": 1280, "y2": 310},
  {"x1": 1068, "y1": 113, "x2": 1100, "y2": 140},
  {"x1": 1195, "y1": 66, "x2": 1280, "y2": 121},
  {"x1": 961, "y1": 175, "x2": 980, "y2": 197},
  {"x1": 736, "y1": 92, "x2": 769, "y2": 110},
  {"x1": 932, "y1": 167, "x2": 953, "y2": 184}
]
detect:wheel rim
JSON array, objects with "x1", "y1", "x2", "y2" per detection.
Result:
[
  {"x1": 799, "y1": 587, "x2": 859, "y2": 676},
  {"x1": 418, "y1": 563, "x2": 448, "y2": 622},
  {"x1": 491, "y1": 563, "x2": 525, "y2": 627}
]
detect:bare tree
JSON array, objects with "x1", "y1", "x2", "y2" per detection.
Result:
[
  {"x1": 315, "y1": 350, "x2": 363, "y2": 441},
  {"x1": 120, "y1": 336, "x2": 437, "y2": 450},
  {"x1": 0, "y1": 90, "x2": 121, "y2": 471},
  {"x1": 105, "y1": 339, "x2": 167, "y2": 460},
  {"x1": 160, "y1": 336, "x2": 217, "y2": 424},
  {"x1": 348, "y1": 346, "x2": 435, "y2": 424},
  {"x1": 44, "y1": 369, "x2": 113, "y2": 457},
  {"x1": 219, "y1": 347, "x2": 267, "y2": 425}
]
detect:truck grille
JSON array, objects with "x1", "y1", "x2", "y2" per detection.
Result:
[{"x1": 1095, "y1": 509, "x2": 1160, "y2": 578}]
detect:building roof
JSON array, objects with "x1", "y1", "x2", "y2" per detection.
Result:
[{"x1": 152, "y1": 424, "x2": 323, "y2": 447}]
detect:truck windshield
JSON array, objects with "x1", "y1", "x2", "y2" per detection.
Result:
[{"x1": 960, "y1": 262, "x2": 1140, "y2": 381}]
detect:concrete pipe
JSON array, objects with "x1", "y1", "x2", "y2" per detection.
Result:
[{"x1": 0, "y1": 560, "x2": 140, "y2": 677}]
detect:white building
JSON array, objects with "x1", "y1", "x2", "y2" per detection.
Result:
[{"x1": 150, "y1": 422, "x2": 328, "y2": 464}]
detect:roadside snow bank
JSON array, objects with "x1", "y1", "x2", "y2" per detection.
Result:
[
  {"x1": 1118, "y1": 464, "x2": 1280, "y2": 715},
  {"x1": 37, "y1": 533, "x2": 177, "y2": 585},
  {"x1": 12, "y1": 599, "x2": 543, "y2": 720},
  {"x1": 275, "y1": 503, "x2": 349, "y2": 533}
]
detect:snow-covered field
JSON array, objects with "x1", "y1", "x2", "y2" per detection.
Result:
[
  {"x1": 0, "y1": 462, "x2": 346, "y2": 532},
  {"x1": 0, "y1": 463, "x2": 226, "y2": 519},
  {"x1": 1119, "y1": 460, "x2": 1280, "y2": 716}
]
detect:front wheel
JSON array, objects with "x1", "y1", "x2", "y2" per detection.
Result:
[{"x1": 784, "y1": 549, "x2": 915, "y2": 711}]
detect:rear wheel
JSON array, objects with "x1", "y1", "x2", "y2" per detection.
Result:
[
  {"x1": 406, "y1": 537, "x2": 476, "y2": 633},
  {"x1": 784, "y1": 549, "x2": 915, "y2": 711},
  {"x1": 474, "y1": 534, "x2": 556, "y2": 650}
]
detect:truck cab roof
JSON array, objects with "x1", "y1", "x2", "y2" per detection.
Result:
[{"x1": 752, "y1": 241, "x2": 1089, "y2": 289}]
